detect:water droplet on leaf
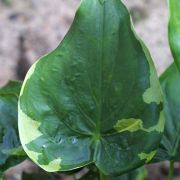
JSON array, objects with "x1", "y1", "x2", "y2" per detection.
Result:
[{"x1": 71, "y1": 137, "x2": 78, "y2": 144}]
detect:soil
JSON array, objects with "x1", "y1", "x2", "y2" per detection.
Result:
[{"x1": 0, "y1": 0, "x2": 172, "y2": 86}]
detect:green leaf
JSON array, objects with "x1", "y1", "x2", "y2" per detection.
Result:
[
  {"x1": 154, "y1": 63, "x2": 180, "y2": 162},
  {"x1": 168, "y1": 0, "x2": 180, "y2": 71},
  {"x1": 2, "y1": 146, "x2": 26, "y2": 156},
  {"x1": 0, "y1": 81, "x2": 26, "y2": 174},
  {"x1": 18, "y1": 0, "x2": 164, "y2": 175},
  {"x1": 0, "y1": 81, "x2": 21, "y2": 96}
]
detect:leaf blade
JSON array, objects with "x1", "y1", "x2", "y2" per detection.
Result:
[
  {"x1": 154, "y1": 63, "x2": 180, "y2": 162},
  {"x1": 0, "y1": 81, "x2": 26, "y2": 174},
  {"x1": 19, "y1": 0, "x2": 163, "y2": 175}
]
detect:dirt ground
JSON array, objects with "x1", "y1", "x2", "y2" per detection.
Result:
[
  {"x1": 0, "y1": 0, "x2": 175, "y2": 179},
  {"x1": 0, "y1": 0, "x2": 172, "y2": 86}
]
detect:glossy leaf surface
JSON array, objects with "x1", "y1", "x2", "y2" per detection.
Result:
[
  {"x1": 155, "y1": 64, "x2": 180, "y2": 162},
  {"x1": 168, "y1": 0, "x2": 180, "y2": 71},
  {"x1": 0, "y1": 81, "x2": 25, "y2": 174},
  {"x1": 18, "y1": 0, "x2": 164, "y2": 175}
]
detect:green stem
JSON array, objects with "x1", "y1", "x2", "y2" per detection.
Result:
[
  {"x1": 99, "y1": 170, "x2": 107, "y2": 180},
  {"x1": 0, "y1": 171, "x2": 3, "y2": 180},
  {"x1": 168, "y1": 160, "x2": 174, "y2": 180}
]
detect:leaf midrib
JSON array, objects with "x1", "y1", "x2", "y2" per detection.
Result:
[{"x1": 96, "y1": 0, "x2": 105, "y2": 136}]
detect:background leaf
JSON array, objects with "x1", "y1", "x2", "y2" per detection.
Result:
[
  {"x1": 0, "y1": 81, "x2": 26, "y2": 175},
  {"x1": 168, "y1": 0, "x2": 180, "y2": 71},
  {"x1": 19, "y1": 0, "x2": 163, "y2": 175},
  {"x1": 154, "y1": 63, "x2": 180, "y2": 162}
]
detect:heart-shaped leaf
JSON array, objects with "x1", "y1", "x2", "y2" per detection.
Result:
[
  {"x1": 18, "y1": 0, "x2": 164, "y2": 175},
  {"x1": 0, "y1": 81, "x2": 26, "y2": 175},
  {"x1": 168, "y1": 0, "x2": 180, "y2": 71},
  {"x1": 154, "y1": 63, "x2": 180, "y2": 162}
]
